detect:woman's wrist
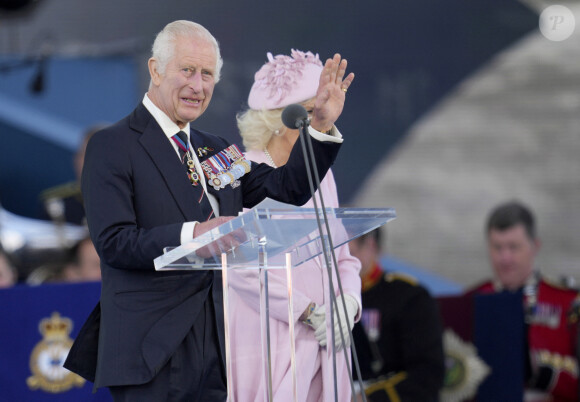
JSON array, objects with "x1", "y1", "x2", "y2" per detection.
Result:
[{"x1": 300, "y1": 302, "x2": 316, "y2": 323}]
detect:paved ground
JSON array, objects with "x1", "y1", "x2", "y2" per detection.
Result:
[{"x1": 355, "y1": 1, "x2": 580, "y2": 288}]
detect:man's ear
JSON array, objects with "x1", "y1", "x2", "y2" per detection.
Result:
[{"x1": 148, "y1": 58, "x2": 161, "y2": 86}]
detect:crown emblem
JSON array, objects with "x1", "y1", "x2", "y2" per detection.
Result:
[
  {"x1": 27, "y1": 312, "x2": 85, "y2": 393},
  {"x1": 39, "y1": 311, "x2": 73, "y2": 340}
]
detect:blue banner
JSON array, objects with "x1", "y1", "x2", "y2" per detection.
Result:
[
  {"x1": 438, "y1": 291, "x2": 524, "y2": 400},
  {"x1": 474, "y1": 292, "x2": 524, "y2": 401},
  {"x1": 0, "y1": 282, "x2": 111, "y2": 402}
]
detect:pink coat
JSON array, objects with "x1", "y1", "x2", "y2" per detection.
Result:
[{"x1": 228, "y1": 150, "x2": 362, "y2": 401}]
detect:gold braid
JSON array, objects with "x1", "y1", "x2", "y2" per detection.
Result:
[{"x1": 364, "y1": 371, "x2": 408, "y2": 402}]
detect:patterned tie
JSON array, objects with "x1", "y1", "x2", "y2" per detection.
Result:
[{"x1": 172, "y1": 131, "x2": 214, "y2": 222}]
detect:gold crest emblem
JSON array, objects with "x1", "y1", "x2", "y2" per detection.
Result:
[
  {"x1": 440, "y1": 329, "x2": 490, "y2": 402},
  {"x1": 27, "y1": 312, "x2": 85, "y2": 393}
]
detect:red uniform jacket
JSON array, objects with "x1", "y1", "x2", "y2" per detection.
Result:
[{"x1": 475, "y1": 275, "x2": 580, "y2": 401}]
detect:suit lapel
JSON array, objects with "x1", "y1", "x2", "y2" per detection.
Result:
[{"x1": 130, "y1": 104, "x2": 202, "y2": 222}]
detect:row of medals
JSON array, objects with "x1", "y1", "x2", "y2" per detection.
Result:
[{"x1": 184, "y1": 148, "x2": 251, "y2": 189}]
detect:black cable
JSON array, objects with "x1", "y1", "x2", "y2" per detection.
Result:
[{"x1": 302, "y1": 124, "x2": 368, "y2": 402}]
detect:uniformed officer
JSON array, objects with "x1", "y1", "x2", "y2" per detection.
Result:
[
  {"x1": 39, "y1": 125, "x2": 105, "y2": 226},
  {"x1": 471, "y1": 201, "x2": 580, "y2": 401},
  {"x1": 349, "y1": 229, "x2": 445, "y2": 401}
]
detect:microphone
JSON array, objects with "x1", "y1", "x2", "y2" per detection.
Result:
[{"x1": 281, "y1": 104, "x2": 309, "y2": 129}]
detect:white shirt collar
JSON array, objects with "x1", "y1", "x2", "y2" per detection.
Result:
[
  {"x1": 142, "y1": 93, "x2": 190, "y2": 141},
  {"x1": 141, "y1": 95, "x2": 219, "y2": 218}
]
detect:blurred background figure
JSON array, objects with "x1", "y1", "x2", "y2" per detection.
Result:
[
  {"x1": 468, "y1": 201, "x2": 580, "y2": 401},
  {"x1": 229, "y1": 49, "x2": 361, "y2": 401},
  {"x1": 349, "y1": 228, "x2": 445, "y2": 402},
  {"x1": 24, "y1": 261, "x2": 67, "y2": 285},
  {"x1": 26, "y1": 236, "x2": 100, "y2": 285},
  {"x1": 39, "y1": 125, "x2": 105, "y2": 226},
  {"x1": 61, "y1": 236, "x2": 101, "y2": 282},
  {"x1": 0, "y1": 203, "x2": 87, "y2": 282},
  {"x1": 0, "y1": 245, "x2": 18, "y2": 288}
]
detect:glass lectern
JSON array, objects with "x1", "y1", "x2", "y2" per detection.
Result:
[{"x1": 154, "y1": 200, "x2": 396, "y2": 401}]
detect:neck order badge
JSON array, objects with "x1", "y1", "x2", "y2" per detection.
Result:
[{"x1": 172, "y1": 131, "x2": 214, "y2": 221}]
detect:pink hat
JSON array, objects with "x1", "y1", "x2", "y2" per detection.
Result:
[{"x1": 248, "y1": 49, "x2": 323, "y2": 110}]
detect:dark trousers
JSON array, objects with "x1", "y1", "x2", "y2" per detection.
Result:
[{"x1": 109, "y1": 294, "x2": 226, "y2": 402}]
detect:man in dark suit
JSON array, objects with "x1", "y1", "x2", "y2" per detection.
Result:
[{"x1": 64, "y1": 20, "x2": 354, "y2": 401}]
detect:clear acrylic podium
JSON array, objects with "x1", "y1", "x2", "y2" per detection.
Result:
[{"x1": 154, "y1": 200, "x2": 396, "y2": 401}]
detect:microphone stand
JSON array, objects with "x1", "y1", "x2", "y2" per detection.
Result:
[{"x1": 295, "y1": 116, "x2": 367, "y2": 402}]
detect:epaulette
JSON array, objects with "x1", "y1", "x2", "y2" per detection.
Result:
[
  {"x1": 40, "y1": 181, "x2": 81, "y2": 201},
  {"x1": 542, "y1": 275, "x2": 580, "y2": 293},
  {"x1": 384, "y1": 272, "x2": 418, "y2": 286}
]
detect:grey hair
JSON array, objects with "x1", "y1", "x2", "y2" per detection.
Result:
[
  {"x1": 151, "y1": 20, "x2": 224, "y2": 83},
  {"x1": 237, "y1": 108, "x2": 286, "y2": 151}
]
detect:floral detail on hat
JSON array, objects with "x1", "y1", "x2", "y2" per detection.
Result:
[{"x1": 253, "y1": 49, "x2": 323, "y2": 107}]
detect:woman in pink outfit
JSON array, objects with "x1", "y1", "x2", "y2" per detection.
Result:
[{"x1": 229, "y1": 49, "x2": 361, "y2": 402}]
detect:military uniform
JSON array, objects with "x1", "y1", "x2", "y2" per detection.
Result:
[
  {"x1": 39, "y1": 181, "x2": 85, "y2": 226},
  {"x1": 353, "y1": 263, "x2": 445, "y2": 401},
  {"x1": 475, "y1": 274, "x2": 580, "y2": 401}
]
